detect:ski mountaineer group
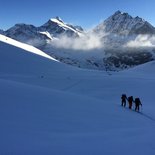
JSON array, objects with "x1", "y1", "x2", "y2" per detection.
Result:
[{"x1": 121, "y1": 94, "x2": 142, "y2": 112}]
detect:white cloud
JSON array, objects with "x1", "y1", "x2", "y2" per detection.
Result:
[
  {"x1": 51, "y1": 32, "x2": 104, "y2": 50},
  {"x1": 126, "y1": 35, "x2": 155, "y2": 48},
  {"x1": 51, "y1": 32, "x2": 155, "y2": 51}
]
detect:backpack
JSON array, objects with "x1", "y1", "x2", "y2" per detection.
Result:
[
  {"x1": 122, "y1": 94, "x2": 126, "y2": 100},
  {"x1": 135, "y1": 98, "x2": 141, "y2": 105},
  {"x1": 128, "y1": 96, "x2": 133, "y2": 102}
]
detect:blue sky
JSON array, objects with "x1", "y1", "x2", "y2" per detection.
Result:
[{"x1": 1, "y1": 0, "x2": 155, "y2": 30}]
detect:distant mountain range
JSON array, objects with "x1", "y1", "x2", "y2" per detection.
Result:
[
  {"x1": 1, "y1": 11, "x2": 155, "y2": 71},
  {"x1": 2, "y1": 17, "x2": 83, "y2": 46}
]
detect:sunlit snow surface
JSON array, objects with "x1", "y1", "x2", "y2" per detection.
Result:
[
  {"x1": 0, "y1": 35, "x2": 155, "y2": 155},
  {"x1": 0, "y1": 34, "x2": 56, "y2": 61}
]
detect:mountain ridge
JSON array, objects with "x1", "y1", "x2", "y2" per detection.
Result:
[
  {"x1": 94, "y1": 10, "x2": 155, "y2": 35},
  {"x1": 1, "y1": 11, "x2": 155, "y2": 71}
]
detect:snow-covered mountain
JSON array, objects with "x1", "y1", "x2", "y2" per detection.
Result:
[
  {"x1": 2, "y1": 11, "x2": 155, "y2": 71},
  {"x1": 5, "y1": 24, "x2": 51, "y2": 47},
  {"x1": 4, "y1": 17, "x2": 83, "y2": 46},
  {"x1": 42, "y1": 11, "x2": 155, "y2": 71},
  {"x1": 39, "y1": 17, "x2": 83, "y2": 37},
  {"x1": 94, "y1": 10, "x2": 155, "y2": 35},
  {"x1": 91, "y1": 10, "x2": 155, "y2": 70}
]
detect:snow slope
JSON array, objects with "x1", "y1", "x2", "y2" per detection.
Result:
[
  {"x1": 50, "y1": 17, "x2": 82, "y2": 35},
  {"x1": 0, "y1": 36, "x2": 155, "y2": 155},
  {"x1": 0, "y1": 34, "x2": 56, "y2": 61}
]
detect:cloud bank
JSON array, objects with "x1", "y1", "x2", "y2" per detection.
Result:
[
  {"x1": 51, "y1": 33, "x2": 155, "y2": 51},
  {"x1": 126, "y1": 35, "x2": 155, "y2": 48},
  {"x1": 52, "y1": 32, "x2": 104, "y2": 50}
]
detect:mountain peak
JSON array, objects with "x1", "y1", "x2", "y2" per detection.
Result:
[
  {"x1": 94, "y1": 10, "x2": 155, "y2": 35},
  {"x1": 113, "y1": 10, "x2": 122, "y2": 15},
  {"x1": 112, "y1": 10, "x2": 130, "y2": 18},
  {"x1": 55, "y1": 16, "x2": 64, "y2": 22},
  {"x1": 50, "y1": 16, "x2": 64, "y2": 24}
]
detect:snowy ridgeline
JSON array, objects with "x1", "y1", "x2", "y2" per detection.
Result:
[{"x1": 0, "y1": 35, "x2": 155, "y2": 155}]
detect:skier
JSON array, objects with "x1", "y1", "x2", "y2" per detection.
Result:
[
  {"x1": 134, "y1": 98, "x2": 142, "y2": 112},
  {"x1": 128, "y1": 96, "x2": 134, "y2": 109},
  {"x1": 121, "y1": 94, "x2": 127, "y2": 107}
]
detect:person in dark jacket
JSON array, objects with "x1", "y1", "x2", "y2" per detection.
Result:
[
  {"x1": 135, "y1": 98, "x2": 142, "y2": 112},
  {"x1": 121, "y1": 94, "x2": 127, "y2": 107},
  {"x1": 128, "y1": 96, "x2": 134, "y2": 109}
]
